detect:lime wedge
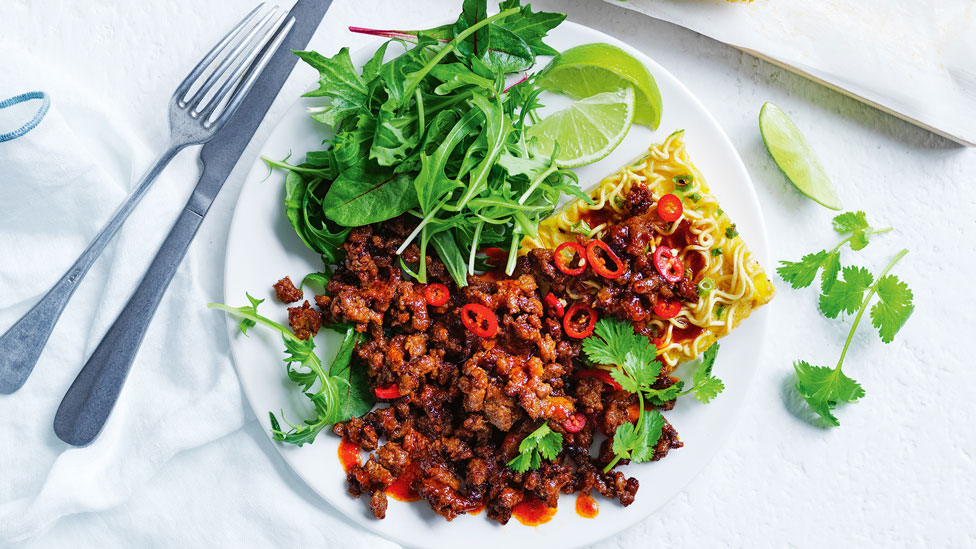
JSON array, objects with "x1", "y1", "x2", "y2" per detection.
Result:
[
  {"x1": 759, "y1": 102, "x2": 842, "y2": 210},
  {"x1": 536, "y1": 43, "x2": 662, "y2": 129},
  {"x1": 528, "y1": 87, "x2": 635, "y2": 168}
]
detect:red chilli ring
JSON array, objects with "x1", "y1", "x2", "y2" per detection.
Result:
[
  {"x1": 585, "y1": 240, "x2": 626, "y2": 279},
  {"x1": 554, "y1": 241, "x2": 586, "y2": 275},
  {"x1": 461, "y1": 303, "x2": 499, "y2": 338},
  {"x1": 657, "y1": 193, "x2": 683, "y2": 222},
  {"x1": 563, "y1": 302, "x2": 597, "y2": 339},
  {"x1": 424, "y1": 283, "x2": 449, "y2": 306}
]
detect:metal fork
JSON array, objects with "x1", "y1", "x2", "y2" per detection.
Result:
[{"x1": 0, "y1": 3, "x2": 290, "y2": 395}]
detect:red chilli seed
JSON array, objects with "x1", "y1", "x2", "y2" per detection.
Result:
[
  {"x1": 563, "y1": 412, "x2": 587, "y2": 433},
  {"x1": 563, "y1": 302, "x2": 597, "y2": 339}
]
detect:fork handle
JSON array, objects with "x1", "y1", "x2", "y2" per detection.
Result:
[
  {"x1": 0, "y1": 145, "x2": 182, "y2": 395},
  {"x1": 54, "y1": 202, "x2": 204, "y2": 446}
]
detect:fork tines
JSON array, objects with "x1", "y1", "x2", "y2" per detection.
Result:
[{"x1": 174, "y1": 3, "x2": 293, "y2": 128}]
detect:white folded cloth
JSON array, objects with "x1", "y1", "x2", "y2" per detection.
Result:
[
  {"x1": 0, "y1": 49, "x2": 397, "y2": 548},
  {"x1": 0, "y1": 55, "x2": 252, "y2": 543}
]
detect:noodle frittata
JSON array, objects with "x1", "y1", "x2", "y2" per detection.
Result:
[{"x1": 523, "y1": 130, "x2": 775, "y2": 369}]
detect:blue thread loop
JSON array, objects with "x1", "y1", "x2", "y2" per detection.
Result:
[{"x1": 0, "y1": 92, "x2": 51, "y2": 143}]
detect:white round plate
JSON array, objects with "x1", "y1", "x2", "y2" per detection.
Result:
[{"x1": 223, "y1": 20, "x2": 770, "y2": 549}]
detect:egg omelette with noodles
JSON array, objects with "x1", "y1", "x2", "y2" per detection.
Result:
[{"x1": 522, "y1": 130, "x2": 775, "y2": 370}]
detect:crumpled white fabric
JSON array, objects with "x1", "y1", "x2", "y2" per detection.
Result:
[
  {"x1": 0, "y1": 55, "x2": 251, "y2": 542},
  {"x1": 0, "y1": 47, "x2": 398, "y2": 548}
]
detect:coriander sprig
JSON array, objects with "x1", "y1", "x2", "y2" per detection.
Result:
[
  {"x1": 581, "y1": 318, "x2": 724, "y2": 471},
  {"x1": 781, "y1": 212, "x2": 914, "y2": 426},
  {"x1": 778, "y1": 210, "x2": 891, "y2": 292},
  {"x1": 507, "y1": 420, "x2": 563, "y2": 473}
]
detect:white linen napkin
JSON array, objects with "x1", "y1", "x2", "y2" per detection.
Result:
[
  {"x1": 0, "y1": 55, "x2": 249, "y2": 543},
  {"x1": 0, "y1": 50, "x2": 398, "y2": 549},
  {"x1": 605, "y1": 0, "x2": 976, "y2": 146}
]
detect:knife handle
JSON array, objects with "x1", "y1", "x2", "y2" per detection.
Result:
[{"x1": 54, "y1": 204, "x2": 204, "y2": 446}]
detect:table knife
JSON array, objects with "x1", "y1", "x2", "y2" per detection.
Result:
[{"x1": 53, "y1": 0, "x2": 333, "y2": 447}]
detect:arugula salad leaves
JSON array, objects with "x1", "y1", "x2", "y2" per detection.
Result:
[
  {"x1": 778, "y1": 211, "x2": 914, "y2": 426},
  {"x1": 208, "y1": 294, "x2": 374, "y2": 446},
  {"x1": 268, "y1": 0, "x2": 591, "y2": 288}
]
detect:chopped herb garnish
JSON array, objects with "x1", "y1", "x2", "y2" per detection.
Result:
[
  {"x1": 571, "y1": 219, "x2": 592, "y2": 235},
  {"x1": 507, "y1": 420, "x2": 563, "y2": 473},
  {"x1": 711, "y1": 248, "x2": 723, "y2": 257},
  {"x1": 697, "y1": 277, "x2": 715, "y2": 296},
  {"x1": 725, "y1": 224, "x2": 738, "y2": 239},
  {"x1": 581, "y1": 318, "x2": 723, "y2": 471},
  {"x1": 672, "y1": 174, "x2": 694, "y2": 189}
]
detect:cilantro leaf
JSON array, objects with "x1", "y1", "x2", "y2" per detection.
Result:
[
  {"x1": 642, "y1": 383, "x2": 684, "y2": 406},
  {"x1": 777, "y1": 250, "x2": 828, "y2": 289},
  {"x1": 582, "y1": 318, "x2": 643, "y2": 367},
  {"x1": 871, "y1": 275, "x2": 914, "y2": 343},
  {"x1": 609, "y1": 367, "x2": 639, "y2": 394},
  {"x1": 832, "y1": 211, "x2": 869, "y2": 234},
  {"x1": 610, "y1": 421, "x2": 638, "y2": 462},
  {"x1": 507, "y1": 452, "x2": 537, "y2": 474},
  {"x1": 687, "y1": 343, "x2": 725, "y2": 403},
  {"x1": 609, "y1": 410, "x2": 665, "y2": 465},
  {"x1": 849, "y1": 229, "x2": 870, "y2": 251},
  {"x1": 820, "y1": 250, "x2": 841, "y2": 293},
  {"x1": 628, "y1": 410, "x2": 666, "y2": 463},
  {"x1": 793, "y1": 360, "x2": 864, "y2": 426},
  {"x1": 622, "y1": 345, "x2": 663, "y2": 388},
  {"x1": 819, "y1": 266, "x2": 873, "y2": 319},
  {"x1": 507, "y1": 420, "x2": 563, "y2": 473}
]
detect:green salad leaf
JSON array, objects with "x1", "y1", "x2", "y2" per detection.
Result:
[
  {"x1": 209, "y1": 295, "x2": 373, "y2": 445},
  {"x1": 266, "y1": 0, "x2": 589, "y2": 288}
]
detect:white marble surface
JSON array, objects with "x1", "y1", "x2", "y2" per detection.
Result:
[{"x1": 1, "y1": 0, "x2": 974, "y2": 546}]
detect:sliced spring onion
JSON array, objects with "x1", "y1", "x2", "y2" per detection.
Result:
[
  {"x1": 571, "y1": 219, "x2": 592, "y2": 235},
  {"x1": 697, "y1": 277, "x2": 715, "y2": 296},
  {"x1": 672, "y1": 174, "x2": 694, "y2": 189}
]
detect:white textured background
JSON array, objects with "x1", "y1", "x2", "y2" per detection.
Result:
[{"x1": 1, "y1": 0, "x2": 974, "y2": 547}]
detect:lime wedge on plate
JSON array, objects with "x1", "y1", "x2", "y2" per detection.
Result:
[
  {"x1": 528, "y1": 87, "x2": 635, "y2": 168},
  {"x1": 535, "y1": 43, "x2": 662, "y2": 129},
  {"x1": 759, "y1": 102, "x2": 842, "y2": 210}
]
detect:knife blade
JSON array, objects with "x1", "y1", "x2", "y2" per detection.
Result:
[{"x1": 53, "y1": 0, "x2": 333, "y2": 447}]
